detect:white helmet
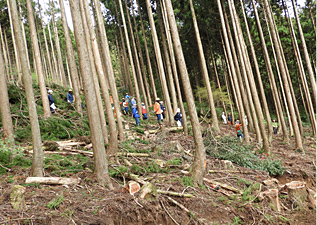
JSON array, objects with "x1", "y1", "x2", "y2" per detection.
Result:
[{"x1": 48, "y1": 90, "x2": 53, "y2": 93}]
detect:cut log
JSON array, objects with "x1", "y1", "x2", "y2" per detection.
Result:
[
  {"x1": 258, "y1": 189, "x2": 280, "y2": 211},
  {"x1": 203, "y1": 178, "x2": 242, "y2": 194},
  {"x1": 262, "y1": 178, "x2": 279, "y2": 187},
  {"x1": 157, "y1": 190, "x2": 194, "y2": 198},
  {"x1": 127, "y1": 173, "x2": 146, "y2": 185},
  {"x1": 123, "y1": 159, "x2": 133, "y2": 167},
  {"x1": 62, "y1": 148, "x2": 94, "y2": 157},
  {"x1": 113, "y1": 152, "x2": 149, "y2": 157},
  {"x1": 10, "y1": 185, "x2": 26, "y2": 210},
  {"x1": 25, "y1": 177, "x2": 81, "y2": 185},
  {"x1": 125, "y1": 181, "x2": 140, "y2": 195}
]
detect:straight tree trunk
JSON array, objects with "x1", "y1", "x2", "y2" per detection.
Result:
[
  {"x1": 18, "y1": 0, "x2": 30, "y2": 71},
  {"x1": 68, "y1": 0, "x2": 112, "y2": 188},
  {"x1": 157, "y1": 2, "x2": 178, "y2": 113},
  {"x1": 291, "y1": 0, "x2": 317, "y2": 105},
  {"x1": 51, "y1": 1, "x2": 67, "y2": 88},
  {"x1": 136, "y1": 0, "x2": 158, "y2": 101},
  {"x1": 9, "y1": 0, "x2": 43, "y2": 176},
  {"x1": 161, "y1": 0, "x2": 188, "y2": 134},
  {"x1": 3, "y1": 29, "x2": 13, "y2": 80},
  {"x1": 0, "y1": 42, "x2": 14, "y2": 139},
  {"x1": 125, "y1": 1, "x2": 149, "y2": 112},
  {"x1": 217, "y1": 0, "x2": 250, "y2": 144},
  {"x1": 0, "y1": 26, "x2": 10, "y2": 81},
  {"x1": 263, "y1": 0, "x2": 303, "y2": 149},
  {"x1": 94, "y1": 0, "x2": 124, "y2": 141},
  {"x1": 131, "y1": 1, "x2": 152, "y2": 107},
  {"x1": 114, "y1": 0, "x2": 134, "y2": 96},
  {"x1": 79, "y1": 0, "x2": 109, "y2": 145},
  {"x1": 189, "y1": 0, "x2": 219, "y2": 131},
  {"x1": 229, "y1": 0, "x2": 269, "y2": 151},
  {"x1": 7, "y1": 1, "x2": 22, "y2": 85},
  {"x1": 146, "y1": 0, "x2": 173, "y2": 125},
  {"x1": 164, "y1": 0, "x2": 206, "y2": 185},
  {"x1": 240, "y1": 0, "x2": 273, "y2": 142},
  {"x1": 58, "y1": 0, "x2": 82, "y2": 113},
  {"x1": 26, "y1": 0, "x2": 51, "y2": 118},
  {"x1": 47, "y1": 21, "x2": 60, "y2": 85}
]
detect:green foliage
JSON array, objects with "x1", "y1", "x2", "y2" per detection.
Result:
[
  {"x1": 133, "y1": 127, "x2": 145, "y2": 134},
  {"x1": 47, "y1": 194, "x2": 64, "y2": 209},
  {"x1": 181, "y1": 176, "x2": 193, "y2": 187},
  {"x1": 204, "y1": 135, "x2": 284, "y2": 176},
  {"x1": 232, "y1": 216, "x2": 243, "y2": 225},
  {"x1": 0, "y1": 141, "x2": 32, "y2": 175},
  {"x1": 167, "y1": 157, "x2": 183, "y2": 165},
  {"x1": 109, "y1": 166, "x2": 128, "y2": 178}
]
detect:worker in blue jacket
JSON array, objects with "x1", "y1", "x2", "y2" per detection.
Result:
[
  {"x1": 48, "y1": 89, "x2": 55, "y2": 113},
  {"x1": 132, "y1": 104, "x2": 140, "y2": 126}
]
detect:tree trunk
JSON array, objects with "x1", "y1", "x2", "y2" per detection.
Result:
[
  {"x1": 26, "y1": 0, "x2": 51, "y2": 118},
  {"x1": 217, "y1": 0, "x2": 250, "y2": 144},
  {"x1": 0, "y1": 42, "x2": 14, "y2": 139},
  {"x1": 9, "y1": 0, "x2": 43, "y2": 176},
  {"x1": 79, "y1": 0, "x2": 109, "y2": 145},
  {"x1": 0, "y1": 26, "x2": 10, "y2": 81},
  {"x1": 263, "y1": 0, "x2": 303, "y2": 150},
  {"x1": 47, "y1": 21, "x2": 60, "y2": 85},
  {"x1": 69, "y1": 0, "x2": 112, "y2": 189},
  {"x1": 291, "y1": 0, "x2": 317, "y2": 106},
  {"x1": 164, "y1": 0, "x2": 206, "y2": 185},
  {"x1": 229, "y1": 0, "x2": 269, "y2": 151},
  {"x1": 157, "y1": 3, "x2": 178, "y2": 113},
  {"x1": 125, "y1": 1, "x2": 149, "y2": 113},
  {"x1": 189, "y1": 0, "x2": 219, "y2": 131},
  {"x1": 93, "y1": 0, "x2": 124, "y2": 142},
  {"x1": 145, "y1": 0, "x2": 173, "y2": 125},
  {"x1": 18, "y1": 0, "x2": 31, "y2": 71},
  {"x1": 161, "y1": 0, "x2": 188, "y2": 134},
  {"x1": 3, "y1": 29, "x2": 13, "y2": 80},
  {"x1": 239, "y1": 0, "x2": 273, "y2": 142},
  {"x1": 7, "y1": 1, "x2": 22, "y2": 85},
  {"x1": 58, "y1": 0, "x2": 82, "y2": 113}
]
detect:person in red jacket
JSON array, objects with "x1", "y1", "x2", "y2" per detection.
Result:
[
  {"x1": 141, "y1": 103, "x2": 147, "y2": 120},
  {"x1": 154, "y1": 98, "x2": 162, "y2": 125}
]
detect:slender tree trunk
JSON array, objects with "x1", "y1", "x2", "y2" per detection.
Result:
[
  {"x1": 58, "y1": 0, "x2": 82, "y2": 113},
  {"x1": 217, "y1": 0, "x2": 250, "y2": 144},
  {"x1": 158, "y1": 2, "x2": 178, "y2": 113},
  {"x1": 146, "y1": 0, "x2": 173, "y2": 125},
  {"x1": 65, "y1": 54, "x2": 72, "y2": 88},
  {"x1": 229, "y1": 0, "x2": 269, "y2": 151},
  {"x1": 125, "y1": 1, "x2": 149, "y2": 113},
  {"x1": 0, "y1": 42, "x2": 14, "y2": 139},
  {"x1": 69, "y1": 0, "x2": 112, "y2": 189},
  {"x1": 47, "y1": 21, "x2": 60, "y2": 85},
  {"x1": 115, "y1": 34, "x2": 127, "y2": 88},
  {"x1": 94, "y1": 0, "x2": 124, "y2": 141},
  {"x1": 291, "y1": 0, "x2": 317, "y2": 106},
  {"x1": 0, "y1": 26, "x2": 10, "y2": 81},
  {"x1": 189, "y1": 0, "x2": 219, "y2": 131},
  {"x1": 26, "y1": 0, "x2": 51, "y2": 118},
  {"x1": 3, "y1": 29, "x2": 13, "y2": 80},
  {"x1": 9, "y1": 0, "x2": 43, "y2": 176},
  {"x1": 113, "y1": 0, "x2": 134, "y2": 96},
  {"x1": 263, "y1": 0, "x2": 303, "y2": 149},
  {"x1": 18, "y1": 0, "x2": 30, "y2": 71},
  {"x1": 164, "y1": 0, "x2": 206, "y2": 185},
  {"x1": 7, "y1": 1, "x2": 22, "y2": 85},
  {"x1": 240, "y1": 0, "x2": 273, "y2": 142},
  {"x1": 161, "y1": 1, "x2": 188, "y2": 134},
  {"x1": 223, "y1": 58, "x2": 234, "y2": 122},
  {"x1": 79, "y1": 0, "x2": 109, "y2": 145}
]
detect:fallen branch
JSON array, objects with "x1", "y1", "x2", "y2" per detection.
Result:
[
  {"x1": 158, "y1": 190, "x2": 194, "y2": 198},
  {"x1": 62, "y1": 148, "x2": 94, "y2": 157},
  {"x1": 208, "y1": 170, "x2": 253, "y2": 174},
  {"x1": 26, "y1": 177, "x2": 81, "y2": 185},
  {"x1": 0, "y1": 217, "x2": 47, "y2": 224},
  {"x1": 160, "y1": 200, "x2": 180, "y2": 225},
  {"x1": 112, "y1": 152, "x2": 149, "y2": 157},
  {"x1": 165, "y1": 196, "x2": 190, "y2": 213},
  {"x1": 0, "y1": 164, "x2": 11, "y2": 171}
]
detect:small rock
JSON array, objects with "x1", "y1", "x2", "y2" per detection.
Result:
[
  {"x1": 10, "y1": 185, "x2": 26, "y2": 210},
  {"x1": 126, "y1": 181, "x2": 140, "y2": 195}
]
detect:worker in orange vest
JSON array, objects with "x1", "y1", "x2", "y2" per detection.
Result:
[{"x1": 154, "y1": 98, "x2": 162, "y2": 125}]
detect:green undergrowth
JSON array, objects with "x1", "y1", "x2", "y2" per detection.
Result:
[
  {"x1": 204, "y1": 134, "x2": 284, "y2": 176},
  {"x1": 120, "y1": 138, "x2": 151, "y2": 154},
  {"x1": 0, "y1": 140, "x2": 32, "y2": 175}
]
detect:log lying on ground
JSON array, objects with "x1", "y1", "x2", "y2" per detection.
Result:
[
  {"x1": 26, "y1": 177, "x2": 81, "y2": 185},
  {"x1": 158, "y1": 190, "x2": 194, "y2": 198},
  {"x1": 165, "y1": 196, "x2": 190, "y2": 213},
  {"x1": 111, "y1": 152, "x2": 149, "y2": 157},
  {"x1": 62, "y1": 148, "x2": 93, "y2": 157},
  {"x1": 208, "y1": 170, "x2": 254, "y2": 174}
]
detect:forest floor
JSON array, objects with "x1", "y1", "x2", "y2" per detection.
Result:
[{"x1": 0, "y1": 110, "x2": 316, "y2": 224}]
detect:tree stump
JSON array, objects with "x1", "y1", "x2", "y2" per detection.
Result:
[
  {"x1": 139, "y1": 182, "x2": 157, "y2": 200},
  {"x1": 10, "y1": 185, "x2": 26, "y2": 210},
  {"x1": 125, "y1": 181, "x2": 140, "y2": 195},
  {"x1": 283, "y1": 181, "x2": 308, "y2": 210},
  {"x1": 258, "y1": 189, "x2": 280, "y2": 211}
]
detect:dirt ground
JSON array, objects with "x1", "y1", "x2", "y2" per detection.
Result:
[{"x1": 0, "y1": 121, "x2": 315, "y2": 225}]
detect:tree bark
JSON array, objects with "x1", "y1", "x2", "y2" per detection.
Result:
[
  {"x1": 189, "y1": 0, "x2": 219, "y2": 131},
  {"x1": 0, "y1": 26, "x2": 10, "y2": 81},
  {"x1": 164, "y1": 0, "x2": 206, "y2": 185},
  {"x1": 9, "y1": 0, "x2": 43, "y2": 176},
  {"x1": 59, "y1": 0, "x2": 82, "y2": 113},
  {"x1": 263, "y1": 0, "x2": 303, "y2": 150},
  {"x1": 69, "y1": 0, "x2": 112, "y2": 188},
  {"x1": 0, "y1": 41, "x2": 14, "y2": 139},
  {"x1": 145, "y1": 0, "x2": 173, "y2": 125},
  {"x1": 93, "y1": 0, "x2": 124, "y2": 141},
  {"x1": 26, "y1": 0, "x2": 51, "y2": 119}
]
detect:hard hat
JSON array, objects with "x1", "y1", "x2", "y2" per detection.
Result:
[
  {"x1": 69, "y1": 89, "x2": 72, "y2": 92},
  {"x1": 156, "y1": 98, "x2": 160, "y2": 101},
  {"x1": 177, "y1": 108, "x2": 180, "y2": 113},
  {"x1": 48, "y1": 90, "x2": 53, "y2": 93}
]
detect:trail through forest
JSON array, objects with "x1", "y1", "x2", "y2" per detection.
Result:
[{"x1": 0, "y1": 114, "x2": 315, "y2": 225}]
